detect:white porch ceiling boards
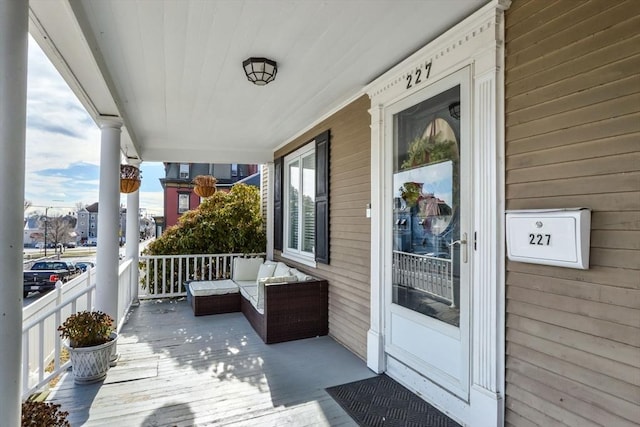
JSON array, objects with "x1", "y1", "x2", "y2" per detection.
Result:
[{"x1": 29, "y1": 0, "x2": 485, "y2": 164}]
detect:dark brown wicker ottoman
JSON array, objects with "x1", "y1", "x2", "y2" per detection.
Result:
[{"x1": 186, "y1": 280, "x2": 241, "y2": 316}]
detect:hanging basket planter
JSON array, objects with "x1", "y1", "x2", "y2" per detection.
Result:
[
  {"x1": 193, "y1": 175, "x2": 217, "y2": 198},
  {"x1": 120, "y1": 164, "x2": 141, "y2": 193}
]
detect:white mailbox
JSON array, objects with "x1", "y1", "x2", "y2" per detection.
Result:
[{"x1": 506, "y1": 208, "x2": 591, "y2": 270}]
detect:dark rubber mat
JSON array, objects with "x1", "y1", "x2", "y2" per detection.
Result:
[{"x1": 326, "y1": 374, "x2": 461, "y2": 427}]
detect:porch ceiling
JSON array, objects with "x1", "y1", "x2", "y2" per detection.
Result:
[{"x1": 28, "y1": 0, "x2": 484, "y2": 164}]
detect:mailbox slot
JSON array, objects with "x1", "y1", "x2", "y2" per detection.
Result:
[{"x1": 506, "y1": 208, "x2": 591, "y2": 270}]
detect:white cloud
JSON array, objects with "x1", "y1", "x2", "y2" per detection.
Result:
[{"x1": 25, "y1": 36, "x2": 165, "y2": 216}]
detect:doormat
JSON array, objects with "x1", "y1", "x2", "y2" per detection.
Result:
[{"x1": 326, "y1": 374, "x2": 461, "y2": 427}]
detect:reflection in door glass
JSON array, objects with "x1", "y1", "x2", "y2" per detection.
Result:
[{"x1": 392, "y1": 86, "x2": 461, "y2": 327}]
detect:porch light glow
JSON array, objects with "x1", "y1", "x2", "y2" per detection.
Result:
[{"x1": 242, "y1": 57, "x2": 277, "y2": 85}]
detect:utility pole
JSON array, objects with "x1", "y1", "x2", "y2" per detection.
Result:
[{"x1": 44, "y1": 206, "x2": 52, "y2": 257}]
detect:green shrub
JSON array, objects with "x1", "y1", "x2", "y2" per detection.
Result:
[
  {"x1": 22, "y1": 401, "x2": 69, "y2": 427},
  {"x1": 140, "y1": 184, "x2": 266, "y2": 293},
  {"x1": 147, "y1": 184, "x2": 266, "y2": 255}
]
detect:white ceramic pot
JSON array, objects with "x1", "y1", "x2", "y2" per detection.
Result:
[{"x1": 67, "y1": 333, "x2": 118, "y2": 384}]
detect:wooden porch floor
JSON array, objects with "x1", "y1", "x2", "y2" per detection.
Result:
[{"x1": 47, "y1": 299, "x2": 375, "y2": 426}]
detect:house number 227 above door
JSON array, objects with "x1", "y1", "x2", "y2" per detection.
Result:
[{"x1": 406, "y1": 62, "x2": 432, "y2": 90}]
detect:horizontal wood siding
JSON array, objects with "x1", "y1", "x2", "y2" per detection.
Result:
[
  {"x1": 260, "y1": 164, "x2": 268, "y2": 223},
  {"x1": 505, "y1": 1, "x2": 640, "y2": 426},
  {"x1": 274, "y1": 96, "x2": 371, "y2": 359}
]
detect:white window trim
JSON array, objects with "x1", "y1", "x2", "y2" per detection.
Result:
[
  {"x1": 178, "y1": 193, "x2": 190, "y2": 214},
  {"x1": 282, "y1": 143, "x2": 317, "y2": 268},
  {"x1": 179, "y1": 163, "x2": 189, "y2": 179}
]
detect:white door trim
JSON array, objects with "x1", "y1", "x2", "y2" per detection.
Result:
[{"x1": 367, "y1": 1, "x2": 510, "y2": 425}]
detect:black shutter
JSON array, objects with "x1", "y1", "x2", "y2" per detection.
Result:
[
  {"x1": 273, "y1": 156, "x2": 283, "y2": 251},
  {"x1": 315, "y1": 130, "x2": 330, "y2": 264}
]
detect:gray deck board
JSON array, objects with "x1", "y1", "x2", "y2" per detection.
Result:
[{"x1": 48, "y1": 299, "x2": 374, "y2": 426}]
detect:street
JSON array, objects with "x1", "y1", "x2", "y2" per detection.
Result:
[{"x1": 22, "y1": 243, "x2": 134, "y2": 307}]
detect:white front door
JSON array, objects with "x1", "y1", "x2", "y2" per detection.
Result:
[{"x1": 384, "y1": 68, "x2": 471, "y2": 400}]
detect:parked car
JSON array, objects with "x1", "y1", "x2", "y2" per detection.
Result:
[
  {"x1": 23, "y1": 261, "x2": 80, "y2": 298},
  {"x1": 75, "y1": 261, "x2": 95, "y2": 272}
]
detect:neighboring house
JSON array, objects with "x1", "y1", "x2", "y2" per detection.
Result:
[
  {"x1": 77, "y1": 203, "x2": 99, "y2": 245},
  {"x1": 75, "y1": 207, "x2": 90, "y2": 245},
  {"x1": 76, "y1": 203, "x2": 131, "y2": 245},
  {"x1": 139, "y1": 215, "x2": 154, "y2": 240},
  {"x1": 159, "y1": 162, "x2": 259, "y2": 229},
  {"x1": 23, "y1": 214, "x2": 44, "y2": 247},
  {"x1": 22, "y1": 214, "x2": 43, "y2": 247}
]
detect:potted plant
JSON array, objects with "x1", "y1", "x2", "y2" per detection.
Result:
[
  {"x1": 193, "y1": 174, "x2": 217, "y2": 197},
  {"x1": 58, "y1": 311, "x2": 117, "y2": 384},
  {"x1": 120, "y1": 164, "x2": 141, "y2": 193},
  {"x1": 22, "y1": 400, "x2": 69, "y2": 426}
]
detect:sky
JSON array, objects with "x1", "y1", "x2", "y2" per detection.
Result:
[{"x1": 25, "y1": 36, "x2": 165, "y2": 218}]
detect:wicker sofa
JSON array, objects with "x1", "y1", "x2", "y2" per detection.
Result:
[
  {"x1": 234, "y1": 258, "x2": 328, "y2": 344},
  {"x1": 187, "y1": 257, "x2": 328, "y2": 344}
]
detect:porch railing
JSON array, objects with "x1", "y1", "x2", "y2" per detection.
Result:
[
  {"x1": 392, "y1": 250, "x2": 455, "y2": 306},
  {"x1": 138, "y1": 253, "x2": 266, "y2": 298},
  {"x1": 21, "y1": 259, "x2": 136, "y2": 398}
]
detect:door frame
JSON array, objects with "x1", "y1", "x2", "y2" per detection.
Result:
[{"x1": 366, "y1": 1, "x2": 509, "y2": 425}]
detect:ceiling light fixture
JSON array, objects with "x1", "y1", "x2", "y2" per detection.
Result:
[
  {"x1": 449, "y1": 102, "x2": 461, "y2": 120},
  {"x1": 242, "y1": 57, "x2": 277, "y2": 86}
]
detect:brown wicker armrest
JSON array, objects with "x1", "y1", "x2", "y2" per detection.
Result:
[{"x1": 241, "y1": 279, "x2": 328, "y2": 344}]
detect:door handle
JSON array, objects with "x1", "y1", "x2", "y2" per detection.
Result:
[{"x1": 448, "y1": 232, "x2": 468, "y2": 263}]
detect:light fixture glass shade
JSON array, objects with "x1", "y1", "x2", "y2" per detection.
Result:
[{"x1": 243, "y1": 57, "x2": 277, "y2": 85}]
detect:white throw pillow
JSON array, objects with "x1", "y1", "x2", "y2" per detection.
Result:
[
  {"x1": 273, "y1": 262, "x2": 291, "y2": 277},
  {"x1": 255, "y1": 263, "x2": 277, "y2": 284},
  {"x1": 289, "y1": 268, "x2": 314, "y2": 281},
  {"x1": 232, "y1": 257, "x2": 264, "y2": 281},
  {"x1": 260, "y1": 275, "x2": 298, "y2": 284}
]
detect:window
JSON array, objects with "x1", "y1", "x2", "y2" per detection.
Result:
[
  {"x1": 178, "y1": 193, "x2": 190, "y2": 213},
  {"x1": 231, "y1": 163, "x2": 238, "y2": 177},
  {"x1": 274, "y1": 130, "x2": 329, "y2": 265},
  {"x1": 179, "y1": 163, "x2": 189, "y2": 179},
  {"x1": 392, "y1": 85, "x2": 461, "y2": 326},
  {"x1": 283, "y1": 144, "x2": 316, "y2": 264}
]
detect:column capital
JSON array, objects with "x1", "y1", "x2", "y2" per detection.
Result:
[{"x1": 97, "y1": 115, "x2": 123, "y2": 130}]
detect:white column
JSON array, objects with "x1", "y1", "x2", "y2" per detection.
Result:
[
  {"x1": 0, "y1": 1, "x2": 28, "y2": 423},
  {"x1": 265, "y1": 162, "x2": 274, "y2": 260},
  {"x1": 367, "y1": 104, "x2": 385, "y2": 373},
  {"x1": 125, "y1": 159, "x2": 141, "y2": 304},
  {"x1": 469, "y1": 3, "x2": 508, "y2": 425},
  {"x1": 95, "y1": 118, "x2": 123, "y2": 321}
]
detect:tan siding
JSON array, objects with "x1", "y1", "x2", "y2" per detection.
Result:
[
  {"x1": 274, "y1": 95, "x2": 371, "y2": 359},
  {"x1": 260, "y1": 164, "x2": 268, "y2": 223},
  {"x1": 505, "y1": 1, "x2": 640, "y2": 425}
]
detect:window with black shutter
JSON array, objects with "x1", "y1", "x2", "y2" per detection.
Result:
[{"x1": 274, "y1": 130, "x2": 330, "y2": 265}]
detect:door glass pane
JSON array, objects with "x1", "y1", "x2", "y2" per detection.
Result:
[
  {"x1": 301, "y1": 153, "x2": 315, "y2": 254},
  {"x1": 392, "y1": 86, "x2": 461, "y2": 327},
  {"x1": 288, "y1": 160, "x2": 300, "y2": 250}
]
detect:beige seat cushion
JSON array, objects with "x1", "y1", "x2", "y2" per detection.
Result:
[{"x1": 189, "y1": 280, "x2": 239, "y2": 297}]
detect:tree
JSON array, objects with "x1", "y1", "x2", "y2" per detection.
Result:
[
  {"x1": 146, "y1": 184, "x2": 265, "y2": 255},
  {"x1": 41, "y1": 214, "x2": 76, "y2": 248}
]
